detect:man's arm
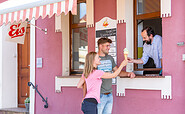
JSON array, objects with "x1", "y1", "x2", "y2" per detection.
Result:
[
  {"x1": 113, "y1": 66, "x2": 135, "y2": 79},
  {"x1": 127, "y1": 57, "x2": 144, "y2": 64}
]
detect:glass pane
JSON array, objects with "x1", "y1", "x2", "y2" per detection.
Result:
[
  {"x1": 137, "y1": 0, "x2": 160, "y2": 15},
  {"x1": 73, "y1": 3, "x2": 86, "y2": 24},
  {"x1": 72, "y1": 27, "x2": 88, "y2": 70},
  {"x1": 137, "y1": 18, "x2": 162, "y2": 69}
]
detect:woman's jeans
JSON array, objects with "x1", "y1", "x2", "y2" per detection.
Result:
[{"x1": 81, "y1": 100, "x2": 98, "y2": 114}]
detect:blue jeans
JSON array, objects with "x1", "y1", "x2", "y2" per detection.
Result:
[
  {"x1": 97, "y1": 93, "x2": 113, "y2": 114},
  {"x1": 81, "y1": 100, "x2": 98, "y2": 114}
]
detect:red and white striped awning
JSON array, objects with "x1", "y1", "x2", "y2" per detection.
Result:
[{"x1": 0, "y1": 0, "x2": 77, "y2": 26}]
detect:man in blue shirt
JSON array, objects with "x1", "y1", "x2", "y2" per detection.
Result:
[{"x1": 128, "y1": 27, "x2": 162, "y2": 72}]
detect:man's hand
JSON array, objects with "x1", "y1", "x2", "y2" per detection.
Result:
[
  {"x1": 127, "y1": 57, "x2": 134, "y2": 63},
  {"x1": 128, "y1": 72, "x2": 135, "y2": 79}
]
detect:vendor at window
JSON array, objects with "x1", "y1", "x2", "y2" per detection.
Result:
[{"x1": 128, "y1": 26, "x2": 162, "y2": 74}]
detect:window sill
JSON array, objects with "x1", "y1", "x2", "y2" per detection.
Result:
[
  {"x1": 117, "y1": 76, "x2": 172, "y2": 99},
  {"x1": 120, "y1": 75, "x2": 165, "y2": 78},
  {"x1": 55, "y1": 75, "x2": 168, "y2": 95},
  {"x1": 56, "y1": 75, "x2": 81, "y2": 78}
]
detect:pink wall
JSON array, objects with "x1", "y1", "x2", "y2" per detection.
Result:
[
  {"x1": 34, "y1": 0, "x2": 185, "y2": 114},
  {"x1": 0, "y1": 0, "x2": 7, "y2": 3},
  {"x1": 35, "y1": 16, "x2": 83, "y2": 114}
]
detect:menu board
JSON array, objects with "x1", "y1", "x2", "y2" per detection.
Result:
[{"x1": 95, "y1": 17, "x2": 117, "y2": 63}]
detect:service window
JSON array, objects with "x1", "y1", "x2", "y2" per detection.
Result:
[{"x1": 134, "y1": 0, "x2": 162, "y2": 74}]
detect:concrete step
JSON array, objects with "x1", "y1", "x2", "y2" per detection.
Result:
[{"x1": 0, "y1": 108, "x2": 29, "y2": 114}]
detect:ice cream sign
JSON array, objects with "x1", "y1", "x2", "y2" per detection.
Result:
[
  {"x1": 9, "y1": 23, "x2": 25, "y2": 38},
  {"x1": 103, "y1": 19, "x2": 109, "y2": 27},
  {"x1": 6, "y1": 21, "x2": 27, "y2": 44}
]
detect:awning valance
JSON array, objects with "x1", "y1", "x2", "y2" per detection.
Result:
[{"x1": 0, "y1": 0, "x2": 77, "y2": 26}]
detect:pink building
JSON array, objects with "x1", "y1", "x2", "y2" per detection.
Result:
[{"x1": 0, "y1": 0, "x2": 185, "y2": 114}]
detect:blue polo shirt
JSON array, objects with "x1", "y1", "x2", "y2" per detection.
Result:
[{"x1": 141, "y1": 35, "x2": 162, "y2": 68}]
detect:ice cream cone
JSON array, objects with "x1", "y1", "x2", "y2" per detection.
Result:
[
  {"x1": 124, "y1": 54, "x2": 128, "y2": 60},
  {"x1": 124, "y1": 48, "x2": 129, "y2": 60}
]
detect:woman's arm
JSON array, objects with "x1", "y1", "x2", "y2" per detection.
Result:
[
  {"x1": 101, "y1": 60, "x2": 128, "y2": 79},
  {"x1": 77, "y1": 76, "x2": 85, "y2": 88},
  {"x1": 82, "y1": 82, "x2": 87, "y2": 100}
]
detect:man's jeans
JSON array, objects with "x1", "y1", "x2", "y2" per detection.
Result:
[{"x1": 97, "y1": 93, "x2": 113, "y2": 114}]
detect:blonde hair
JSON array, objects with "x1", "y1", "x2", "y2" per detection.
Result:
[{"x1": 83, "y1": 52, "x2": 97, "y2": 78}]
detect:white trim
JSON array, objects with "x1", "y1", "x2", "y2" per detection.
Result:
[
  {"x1": 161, "y1": 0, "x2": 171, "y2": 17},
  {"x1": 30, "y1": 18, "x2": 35, "y2": 114},
  {"x1": 86, "y1": 0, "x2": 94, "y2": 27},
  {"x1": 15, "y1": 42, "x2": 18, "y2": 107},
  {"x1": 61, "y1": 13, "x2": 70, "y2": 76},
  {"x1": 0, "y1": 24, "x2": 2, "y2": 108},
  {"x1": 116, "y1": 76, "x2": 172, "y2": 99},
  {"x1": 55, "y1": 15, "x2": 62, "y2": 32},
  {"x1": 125, "y1": 0, "x2": 134, "y2": 72},
  {"x1": 117, "y1": 0, "x2": 125, "y2": 23},
  {"x1": 55, "y1": 76, "x2": 80, "y2": 92}
]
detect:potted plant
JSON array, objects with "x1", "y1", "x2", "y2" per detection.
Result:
[{"x1": 24, "y1": 97, "x2": 30, "y2": 111}]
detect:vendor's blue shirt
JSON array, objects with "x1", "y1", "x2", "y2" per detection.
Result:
[{"x1": 141, "y1": 35, "x2": 162, "y2": 68}]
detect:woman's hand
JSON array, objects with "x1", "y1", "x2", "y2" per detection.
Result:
[{"x1": 122, "y1": 59, "x2": 128, "y2": 66}]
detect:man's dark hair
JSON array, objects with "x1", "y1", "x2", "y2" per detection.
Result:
[
  {"x1": 142, "y1": 26, "x2": 155, "y2": 37},
  {"x1": 97, "y1": 37, "x2": 112, "y2": 47}
]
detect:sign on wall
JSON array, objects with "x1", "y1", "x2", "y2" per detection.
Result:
[
  {"x1": 95, "y1": 17, "x2": 117, "y2": 63},
  {"x1": 5, "y1": 21, "x2": 27, "y2": 44}
]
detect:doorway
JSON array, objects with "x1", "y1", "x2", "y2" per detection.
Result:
[{"x1": 18, "y1": 25, "x2": 30, "y2": 107}]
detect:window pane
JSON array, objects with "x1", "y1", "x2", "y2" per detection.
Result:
[
  {"x1": 72, "y1": 27, "x2": 88, "y2": 70},
  {"x1": 137, "y1": 0, "x2": 160, "y2": 15},
  {"x1": 137, "y1": 18, "x2": 162, "y2": 69},
  {"x1": 73, "y1": 3, "x2": 86, "y2": 24}
]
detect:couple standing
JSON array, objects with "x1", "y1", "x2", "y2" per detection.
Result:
[{"x1": 77, "y1": 37, "x2": 135, "y2": 114}]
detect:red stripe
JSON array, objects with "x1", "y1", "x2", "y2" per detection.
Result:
[
  {"x1": 11, "y1": 12, "x2": 15, "y2": 23},
  {"x1": 57, "y1": 2, "x2": 61, "y2": 16},
  {"x1": 43, "y1": 5, "x2": 47, "y2": 19},
  {"x1": 50, "y1": 3, "x2": 54, "y2": 17},
  {"x1": 72, "y1": 0, "x2": 77, "y2": 15},
  {"x1": 65, "y1": 0, "x2": 69, "y2": 15},
  {"x1": 23, "y1": 9, "x2": 27, "y2": 21},
  {"x1": 35, "y1": 6, "x2": 40, "y2": 19},
  {"x1": 6, "y1": 13, "x2": 9, "y2": 24},
  {"x1": 17, "y1": 11, "x2": 20, "y2": 23},
  {"x1": 0, "y1": 15, "x2": 3, "y2": 26},
  {"x1": 29, "y1": 8, "x2": 33, "y2": 21}
]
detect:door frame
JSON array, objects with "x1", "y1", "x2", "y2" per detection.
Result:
[{"x1": 29, "y1": 18, "x2": 36, "y2": 114}]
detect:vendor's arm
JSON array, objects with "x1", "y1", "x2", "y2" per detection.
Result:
[
  {"x1": 113, "y1": 66, "x2": 135, "y2": 79},
  {"x1": 127, "y1": 57, "x2": 144, "y2": 64}
]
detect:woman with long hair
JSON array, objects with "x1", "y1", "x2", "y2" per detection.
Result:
[{"x1": 77, "y1": 51, "x2": 128, "y2": 114}]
